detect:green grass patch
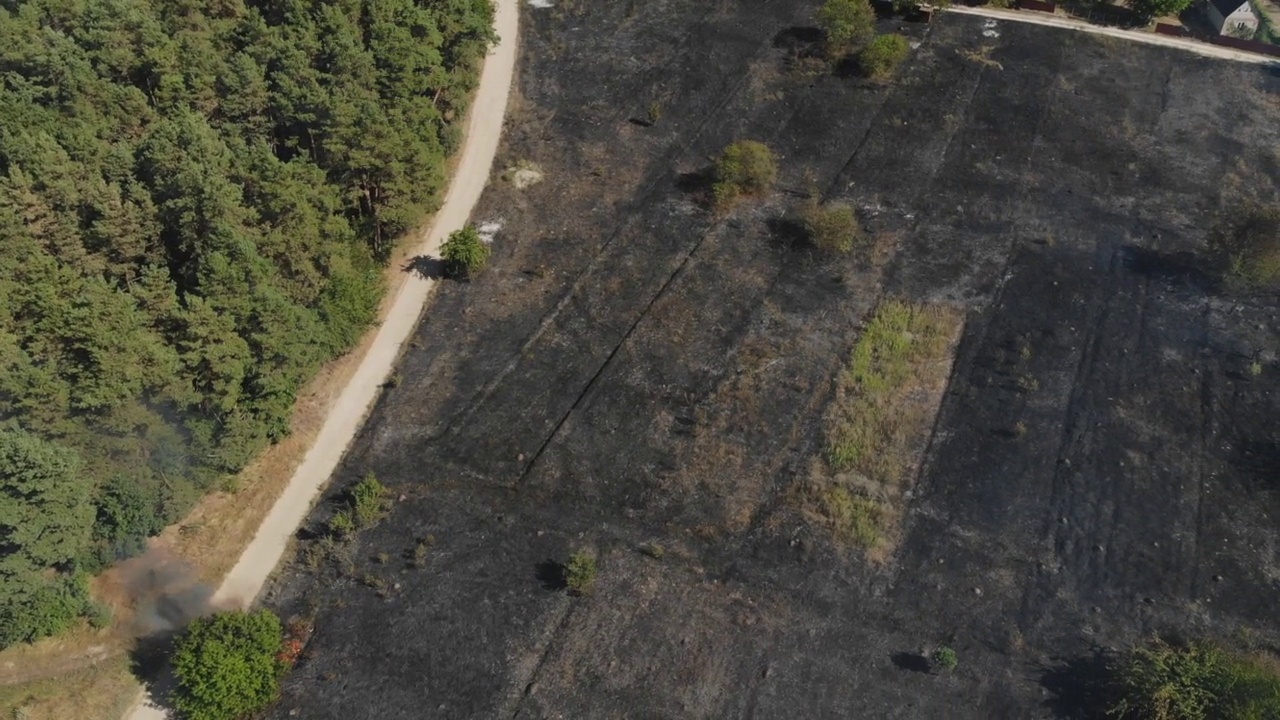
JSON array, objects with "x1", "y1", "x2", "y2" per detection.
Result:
[
  {"x1": 828, "y1": 301, "x2": 958, "y2": 478},
  {"x1": 804, "y1": 301, "x2": 962, "y2": 555},
  {"x1": 817, "y1": 485, "x2": 883, "y2": 547}
]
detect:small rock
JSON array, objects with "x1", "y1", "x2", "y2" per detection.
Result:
[
  {"x1": 398, "y1": 494, "x2": 407, "y2": 502},
  {"x1": 762, "y1": 666, "x2": 772, "y2": 679},
  {"x1": 290, "y1": 709, "x2": 300, "y2": 717},
  {"x1": 518, "y1": 453, "x2": 525, "y2": 462},
  {"x1": 1093, "y1": 544, "x2": 1104, "y2": 553},
  {"x1": 1091, "y1": 606, "x2": 1101, "y2": 613},
  {"x1": 1143, "y1": 597, "x2": 1154, "y2": 605},
  {"x1": 1213, "y1": 574, "x2": 1223, "y2": 582},
  {"x1": 973, "y1": 587, "x2": 983, "y2": 596}
]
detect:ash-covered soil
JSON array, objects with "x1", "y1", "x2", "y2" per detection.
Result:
[{"x1": 261, "y1": 3, "x2": 1280, "y2": 718}]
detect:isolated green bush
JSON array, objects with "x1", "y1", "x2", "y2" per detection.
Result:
[
  {"x1": 1208, "y1": 204, "x2": 1280, "y2": 293},
  {"x1": 350, "y1": 474, "x2": 387, "y2": 527},
  {"x1": 1109, "y1": 640, "x2": 1280, "y2": 720},
  {"x1": 172, "y1": 610, "x2": 285, "y2": 720},
  {"x1": 565, "y1": 552, "x2": 598, "y2": 595},
  {"x1": 804, "y1": 202, "x2": 863, "y2": 254},
  {"x1": 933, "y1": 646, "x2": 959, "y2": 671},
  {"x1": 441, "y1": 226, "x2": 491, "y2": 279},
  {"x1": 327, "y1": 510, "x2": 356, "y2": 539},
  {"x1": 713, "y1": 141, "x2": 778, "y2": 207},
  {"x1": 859, "y1": 34, "x2": 911, "y2": 81},
  {"x1": 817, "y1": 0, "x2": 875, "y2": 55}
]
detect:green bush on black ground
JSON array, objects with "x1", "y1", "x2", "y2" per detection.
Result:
[
  {"x1": 712, "y1": 141, "x2": 778, "y2": 207},
  {"x1": 350, "y1": 474, "x2": 388, "y2": 527},
  {"x1": 816, "y1": 0, "x2": 875, "y2": 56},
  {"x1": 325, "y1": 474, "x2": 387, "y2": 538},
  {"x1": 804, "y1": 201, "x2": 863, "y2": 254},
  {"x1": 441, "y1": 226, "x2": 491, "y2": 279},
  {"x1": 565, "y1": 552, "x2": 598, "y2": 595},
  {"x1": 1208, "y1": 204, "x2": 1280, "y2": 293},
  {"x1": 933, "y1": 646, "x2": 958, "y2": 671},
  {"x1": 859, "y1": 34, "x2": 911, "y2": 81},
  {"x1": 172, "y1": 610, "x2": 286, "y2": 720},
  {"x1": 1109, "y1": 639, "x2": 1280, "y2": 720}
]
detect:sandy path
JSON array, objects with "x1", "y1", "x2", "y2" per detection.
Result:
[
  {"x1": 123, "y1": 0, "x2": 519, "y2": 717},
  {"x1": 948, "y1": 5, "x2": 1280, "y2": 65}
]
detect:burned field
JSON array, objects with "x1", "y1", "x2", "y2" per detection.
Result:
[{"x1": 261, "y1": 3, "x2": 1280, "y2": 718}]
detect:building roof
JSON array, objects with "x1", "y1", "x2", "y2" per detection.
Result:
[{"x1": 1209, "y1": 0, "x2": 1252, "y2": 17}]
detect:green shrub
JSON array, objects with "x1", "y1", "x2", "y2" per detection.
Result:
[
  {"x1": 0, "y1": 571, "x2": 90, "y2": 647},
  {"x1": 440, "y1": 226, "x2": 491, "y2": 279},
  {"x1": 817, "y1": 0, "x2": 875, "y2": 55},
  {"x1": 712, "y1": 141, "x2": 777, "y2": 207},
  {"x1": 565, "y1": 552, "x2": 598, "y2": 595},
  {"x1": 859, "y1": 34, "x2": 911, "y2": 82},
  {"x1": 1110, "y1": 640, "x2": 1280, "y2": 720},
  {"x1": 350, "y1": 474, "x2": 387, "y2": 527},
  {"x1": 85, "y1": 600, "x2": 113, "y2": 630},
  {"x1": 647, "y1": 101, "x2": 663, "y2": 125},
  {"x1": 1208, "y1": 204, "x2": 1280, "y2": 293},
  {"x1": 172, "y1": 610, "x2": 285, "y2": 720},
  {"x1": 933, "y1": 646, "x2": 959, "y2": 671},
  {"x1": 327, "y1": 510, "x2": 355, "y2": 538},
  {"x1": 804, "y1": 202, "x2": 863, "y2": 254}
]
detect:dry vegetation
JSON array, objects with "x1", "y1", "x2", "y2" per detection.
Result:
[
  {"x1": 799, "y1": 301, "x2": 964, "y2": 559},
  {"x1": 0, "y1": 657, "x2": 138, "y2": 720}
]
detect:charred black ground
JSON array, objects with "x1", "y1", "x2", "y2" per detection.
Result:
[{"x1": 260, "y1": 3, "x2": 1280, "y2": 718}]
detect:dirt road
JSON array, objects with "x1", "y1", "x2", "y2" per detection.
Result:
[
  {"x1": 122, "y1": 0, "x2": 519, "y2": 717},
  {"x1": 948, "y1": 5, "x2": 1280, "y2": 65}
]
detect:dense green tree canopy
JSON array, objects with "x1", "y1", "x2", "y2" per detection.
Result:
[
  {"x1": 172, "y1": 609, "x2": 285, "y2": 720},
  {"x1": 0, "y1": 0, "x2": 494, "y2": 646}
]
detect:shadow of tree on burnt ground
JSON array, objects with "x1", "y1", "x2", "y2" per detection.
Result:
[
  {"x1": 773, "y1": 26, "x2": 823, "y2": 55},
  {"x1": 1119, "y1": 245, "x2": 1218, "y2": 294},
  {"x1": 891, "y1": 651, "x2": 932, "y2": 673},
  {"x1": 403, "y1": 254, "x2": 445, "y2": 280},
  {"x1": 766, "y1": 215, "x2": 810, "y2": 251},
  {"x1": 1039, "y1": 648, "x2": 1116, "y2": 719},
  {"x1": 676, "y1": 167, "x2": 716, "y2": 210},
  {"x1": 1235, "y1": 439, "x2": 1280, "y2": 492},
  {"x1": 535, "y1": 560, "x2": 567, "y2": 591}
]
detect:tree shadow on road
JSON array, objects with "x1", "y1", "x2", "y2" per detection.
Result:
[{"x1": 403, "y1": 254, "x2": 445, "y2": 280}]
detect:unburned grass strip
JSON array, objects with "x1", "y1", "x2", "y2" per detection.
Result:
[{"x1": 807, "y1": 300, "x2": 963, "y2": 557}]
